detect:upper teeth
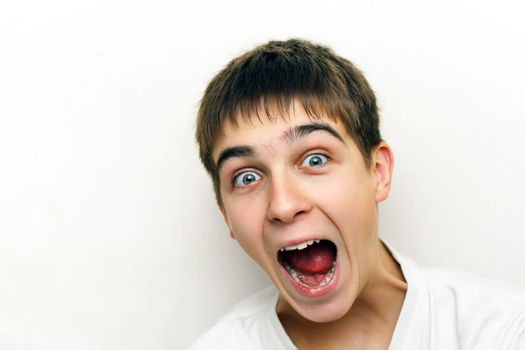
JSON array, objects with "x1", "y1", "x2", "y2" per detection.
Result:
[{"x1": 281, "y1": 239, "x2": 320, "y2": 252}]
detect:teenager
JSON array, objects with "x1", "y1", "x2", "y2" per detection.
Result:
[{"x1": 190, "y1": 39, "x2": 525, "y2": 349}]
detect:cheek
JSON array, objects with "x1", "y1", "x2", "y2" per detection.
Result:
[
  {"x1": 316, "y1": 171, "x2": 376, "y2": 236},
  {"x1": 224, "y1": 196, "x2": 269, "y2": 261}
]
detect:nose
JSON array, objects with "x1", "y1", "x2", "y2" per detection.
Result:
[{"x1": 266, "y1": 174, "x2": 312, "y2": 224}]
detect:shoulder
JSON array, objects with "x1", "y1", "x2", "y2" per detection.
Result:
[
  {"x1": 187, "y1": 286, "x2": 278, "y2": 350},
  {"x1": 419, "y1": 263, "x2": 525, "y2": 316},
  {"x1": 410, "y1": 258, "x2": 525, "y2": 348}
]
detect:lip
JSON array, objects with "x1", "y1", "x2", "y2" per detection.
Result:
[{"x1": 277, "y1": 249, "x2": 340, "y2": 298}]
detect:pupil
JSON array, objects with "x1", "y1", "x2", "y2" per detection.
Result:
[
  {"x1": 310, "y1": 156, "x2": 322, "y2": 166},
  {"x1": 243, "y1": 173, "x2": 256, "y2": 184}
]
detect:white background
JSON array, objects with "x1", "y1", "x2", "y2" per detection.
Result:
[{"x1": 1, "y1": 0, "x2": 524, "y2": 349}]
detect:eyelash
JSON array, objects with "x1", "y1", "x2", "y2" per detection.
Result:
[
  {"x1": 232, "y1": 169, "x2": 262, "y2": 188},
  {"x1": 300, "y1": 153, "x2": 330, "y2": 168}
]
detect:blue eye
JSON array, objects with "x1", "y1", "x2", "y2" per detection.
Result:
[
  {"x1": 233, "y1": 171, "x2": 262, "y2": 187},
  {"x1": 301, "y1": 153, "x2": 329, "y2": 168}
]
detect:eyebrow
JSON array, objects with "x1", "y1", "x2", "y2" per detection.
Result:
[
  {"x1": 283, "y1": 123, "x2": 345, "y2": 144},
  {"x1": 215, "y1": 122, "x2": 345, "y2": 172},
  {"x1": 216, "y1": 146, "x2": 255, "y2": 172}
]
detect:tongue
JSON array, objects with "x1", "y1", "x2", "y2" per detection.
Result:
[{"x1": 286, "y1": 241, "x2": 335, "y2": 274}]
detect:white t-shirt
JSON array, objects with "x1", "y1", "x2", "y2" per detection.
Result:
[{"x1": 189, "y1": 247, "x2": 525, "y2": 350}]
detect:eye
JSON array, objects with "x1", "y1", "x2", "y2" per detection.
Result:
[
  {"x1": 301, "y1": 153, "x2": 329, "y2": 168},
  {"x1": 232, "y1": 170, "x2": 262, "y2": 187}
]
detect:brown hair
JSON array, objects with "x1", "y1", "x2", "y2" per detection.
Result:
[{"x1": 196, "y1": 38, "x2": 382, "y2": 203}]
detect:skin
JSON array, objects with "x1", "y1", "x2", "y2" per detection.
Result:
[{"x1": 212, "y1": 102, "x2": 407, "y2": 349}]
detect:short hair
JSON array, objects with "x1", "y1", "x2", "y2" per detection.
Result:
[{"x1": 196, "y1": 38, "x2": 382, "y2": 204}]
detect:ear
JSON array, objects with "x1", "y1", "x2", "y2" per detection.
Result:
[
  {"x1": 219, "y1": 205, "x2": 237, "y2": 240},
  {"x1": 371, "y1": 141, "x2": 394, "y2": 203}
]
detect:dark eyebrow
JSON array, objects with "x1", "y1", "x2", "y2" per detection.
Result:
[
  {"x1": 215, "y1": 123, "x2": 343, "y2": 172},
  {"x1": 283, "y1": 123, "x2": 345, "y2": 144},
  {"x1": 216, "y1": 146, "x2": 255, "y2": 172}
]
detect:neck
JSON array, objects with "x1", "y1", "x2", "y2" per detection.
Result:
[{"x1": 277, "y1": 239, "x2": 407, "y2": 350}]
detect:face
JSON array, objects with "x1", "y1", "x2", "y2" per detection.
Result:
[{"x1": 212, "y1": 104, "x2": 393, "y2": 323}]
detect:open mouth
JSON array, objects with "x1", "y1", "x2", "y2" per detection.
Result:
[{"x1": 277, "y1": 240, "x2": 337, "y2": 290}]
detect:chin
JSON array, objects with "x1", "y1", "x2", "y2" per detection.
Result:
[{"x1": 295, "y1": 287, "x2": 358, "y2": 323}]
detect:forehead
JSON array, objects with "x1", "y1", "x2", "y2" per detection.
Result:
[{"x1": 211, "y1": 108, "x2": 348, "y2": 162}]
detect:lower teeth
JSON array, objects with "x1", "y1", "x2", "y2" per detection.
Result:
[{"x1": 283, "y1": 260, "x2": 336, "y2": 289}]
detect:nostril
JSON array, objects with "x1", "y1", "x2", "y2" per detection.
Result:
[
  {"x1": 270, "y1": 217, "x2": 284, "y2": 224},
  {"x1": 295, "y1": 210, "x2": 307, "y2": 217},
  {"x1": 269, "y1": 209, "x2": 308, "y2": 224}
]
